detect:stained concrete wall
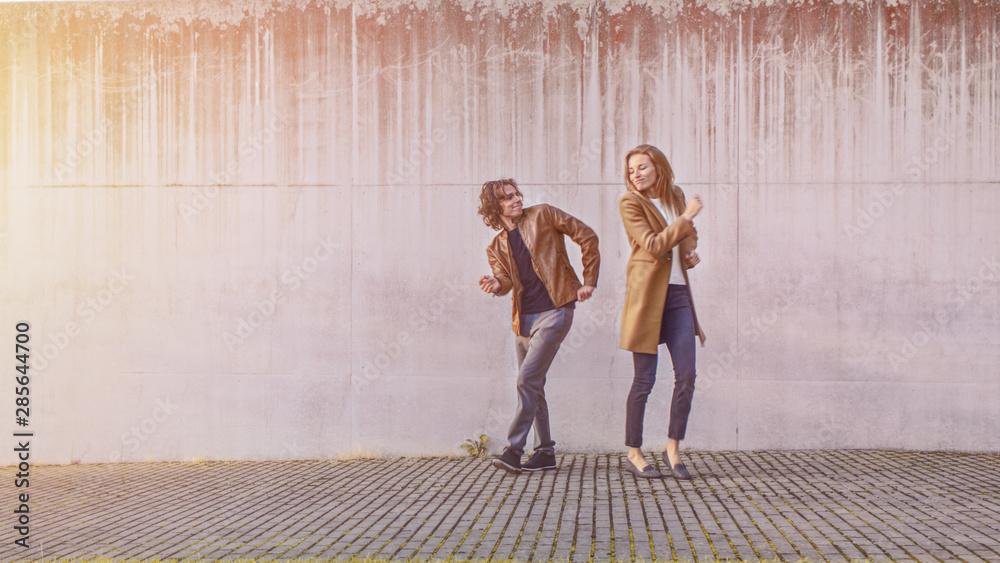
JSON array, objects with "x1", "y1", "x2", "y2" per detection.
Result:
[{"x1": 0, "y1": 0, "x2": 998, "y2": 464}]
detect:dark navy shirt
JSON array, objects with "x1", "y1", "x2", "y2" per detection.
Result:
[{"x1": 507, "y1": 227, "x2": 557, "y2": 314}]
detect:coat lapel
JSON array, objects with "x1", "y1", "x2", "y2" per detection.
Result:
[{"x1": 630, "y1": 191, "x2": 668, "y2": 230}]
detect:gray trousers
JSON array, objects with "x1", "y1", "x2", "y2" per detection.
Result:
[{"x1": 506, "y1": 306, "x2": 574, "y2": 457}]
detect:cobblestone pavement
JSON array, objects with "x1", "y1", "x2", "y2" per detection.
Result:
[{"x1": 2, "y1": 451, "x2": 1000, "y2": 562}]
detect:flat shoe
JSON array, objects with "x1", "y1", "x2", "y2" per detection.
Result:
[
  {"x1": 670, "y1": 463, "x2": 692, "y2": 480},
  {"x1": 661, "y1": 450, "x2": 692, "y2": 480},
  {"x1": 625, "y1": 461, "x2": 662, "y2": 479}
]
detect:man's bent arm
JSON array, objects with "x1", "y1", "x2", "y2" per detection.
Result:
[
  {"x1": 547, "y1": 205, "x2": 600, "y2": 287},
  {"x1": 486, "y1": 245, "x2": 514, "y2": 295}
]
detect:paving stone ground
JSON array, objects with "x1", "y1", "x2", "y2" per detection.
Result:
[{"x1": 2, "y1": 450, "x2": 999, "y2": 562}]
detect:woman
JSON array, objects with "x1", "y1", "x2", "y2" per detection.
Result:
[{"x1": 619, "y1": 144, "x2": 705, "y2": 479}]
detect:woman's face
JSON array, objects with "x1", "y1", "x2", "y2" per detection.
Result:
[{"x1": 628, "y1": 153, "x2": 658, "y2": 193}]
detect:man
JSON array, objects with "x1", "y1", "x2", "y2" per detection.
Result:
[{"x1": 477, "y1": 178, "x2": 600, "y2": 473}]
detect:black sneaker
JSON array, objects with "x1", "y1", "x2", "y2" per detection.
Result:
[
  {"x1": 522, "y1": 451, "x2": 557, "y2": 472},
  {"x1": 492, "y1": 448, "x2": 522, "y2": 473}
]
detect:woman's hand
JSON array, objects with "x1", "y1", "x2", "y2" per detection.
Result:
[
  {"x1": 684, "y1": 251, "x2": 700, "y2": 268},
  {"x1": 681, "y1": 195, "x2": 703, "y2": 221},
  {"x1": 577, "y1": 284, "x2": 595, "y2": 302}
]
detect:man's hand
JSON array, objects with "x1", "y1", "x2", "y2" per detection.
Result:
[
  {"x1": 684, "y1": 251, "x2": 700, "y2": 268},
  {"x1": 479, "y1": 275, "x2": 501, "y2": 294},
  {"x1": 577, "y1": 284, "x2": 595, "y2": 302}
]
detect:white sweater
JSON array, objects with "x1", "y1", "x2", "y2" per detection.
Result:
[{"x1": 651, "y1": 198, "x2": 684, "y2": 286}]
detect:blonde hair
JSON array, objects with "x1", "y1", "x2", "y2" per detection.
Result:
[{"x1": 624, "y1": 144, "x2": 684, "y2": 216}]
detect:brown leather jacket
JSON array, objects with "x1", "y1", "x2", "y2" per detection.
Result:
[{"x1": 486, "y1": 204, "x2": 600, "y2": 335}]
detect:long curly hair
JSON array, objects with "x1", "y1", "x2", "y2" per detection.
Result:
[
  {"x1": 477, "y1": 178, "x2": 521, "y2": 231},
  {"x1": 624, "y1": 144, "x2": 684, "y2": 216}
]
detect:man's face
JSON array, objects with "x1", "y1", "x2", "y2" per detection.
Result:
[{"x1": 499, "y1": 183, "x2": 523, "y2": 221}]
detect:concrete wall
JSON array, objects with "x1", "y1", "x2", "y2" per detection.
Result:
[{"x1": 1, "y1": 0, "x2": 998, "y2": 464}]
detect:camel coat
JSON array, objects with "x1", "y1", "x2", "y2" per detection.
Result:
[{"x1": 618, "y1": 187, "x2": 706, "y2": 354}]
